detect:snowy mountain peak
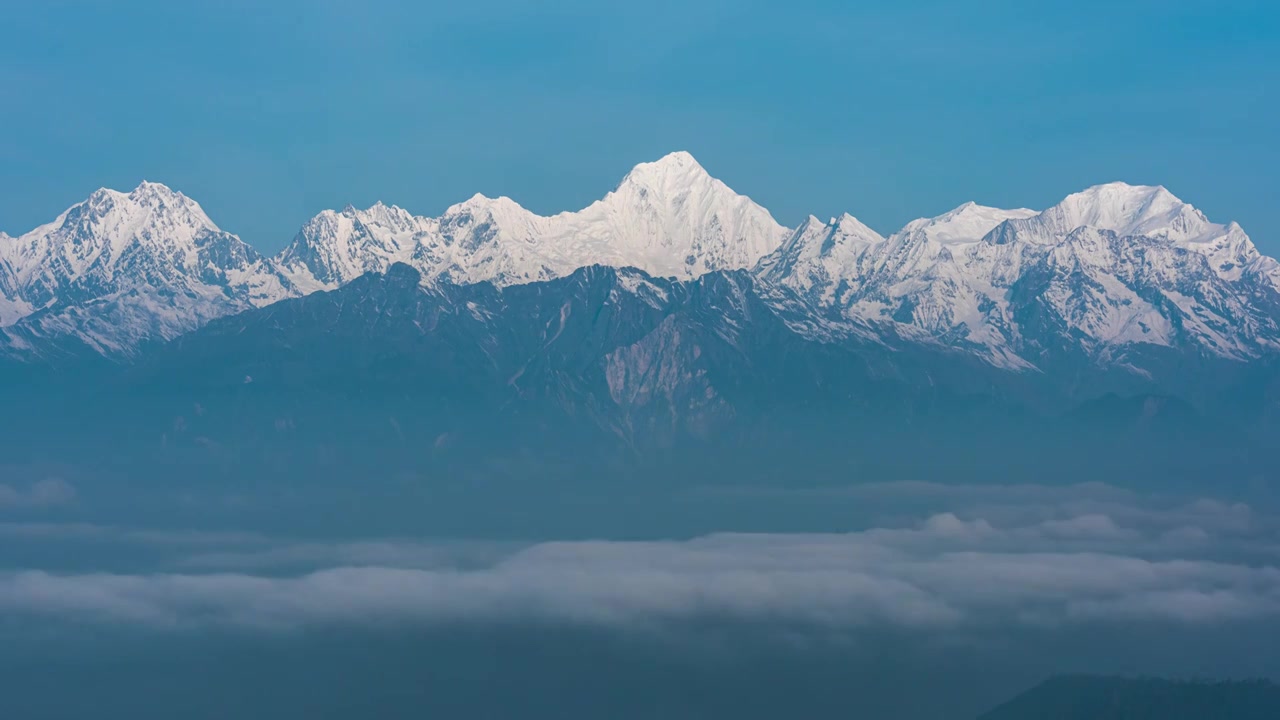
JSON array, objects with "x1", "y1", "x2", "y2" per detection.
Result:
[
  {"x1": 899, "y1": 202, "x2": 1038, "y2": 246},
  {"x1": 1030, "y1": 181, "x2": 1216, "y2": 243},
  {"x1": 76, "y1": 181, "x2": 218, "y2": 232},
  {"x1": 437, "y1": 194, "x2": 543, "y2": 249},
  {"x1": 9, "y1": 181, "x2": 228, "y2": 283},
  {"x1": 444, "y1": 193, "x2": 534, "y2": 223},
  {"x1": 833, "y1": 213, "x2": 885, "y2": 242},
  {"x1": 603, "y1": 152, "x2": 724, "y2": 211},
  {"x1": 558, "y1": 152, "x2": 788, "y2": 279},
  {"x1": 449, "y1": 192, "x2": 497, "y2": 211},
  {"x1": 798, "y1": 215, "x2": 827, "y2": 231},
  {"x1": 129, "y1": 179, "x2": 182, "y2": 198},
  {"x1": 346, "y1": 201, "x2": 418, "y2": 231},
  {"x1": 277, "y1": 202, "x2": 431, "y2": 290},
  {"x1": 617, "y1": 150, "x2": 707, "y2": 185},
  {"x1": 754, "y1": 210, "x2": 884, "y2": 302},
  {"x1": 0, "y1": 182, "x2": 295, "y2": 357}
]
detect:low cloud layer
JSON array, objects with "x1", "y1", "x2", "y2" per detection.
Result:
[
  {"x1": 0, "y1": 478, "x2": 76, "y2": 509},
  {"x1": 2, "y1": 487, "x2": 1279, "y2": 632}
]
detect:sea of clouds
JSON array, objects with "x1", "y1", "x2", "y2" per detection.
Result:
[{"x1": 1, "y1": 480, "x2": 1277, "y2": 632}]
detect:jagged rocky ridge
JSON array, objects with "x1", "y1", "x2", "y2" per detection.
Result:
[{"x1": 4, "y1": 152, "x2": 1277, "y2": 375}]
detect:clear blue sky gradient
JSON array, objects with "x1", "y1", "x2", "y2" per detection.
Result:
[{"x1": 1, "y1": 0, "x2": 1276, "y2": 253}]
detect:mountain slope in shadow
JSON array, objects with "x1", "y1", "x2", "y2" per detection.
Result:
[{"x1": 978, "y1": 676, "x2": 1280, "y2": 720}]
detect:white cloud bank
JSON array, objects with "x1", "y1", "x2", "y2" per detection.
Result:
[{"x1": 3, "y1": 500, "x2": 1279, "y2": 631}]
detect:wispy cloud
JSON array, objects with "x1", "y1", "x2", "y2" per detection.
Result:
[{"x1": 0, "y1": 478, "x2": 76, "y2": 509}]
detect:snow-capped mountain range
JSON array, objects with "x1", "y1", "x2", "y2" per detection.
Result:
[
  {"x1": 3, "y1": 151, "x2": 1278, "y2": 371},
  {"x1": 761, "y1": 183, "x2": 1280, "y2": 368},
  {"x1": 277, "y1": 151, "x2": 788, "y2": 293}
]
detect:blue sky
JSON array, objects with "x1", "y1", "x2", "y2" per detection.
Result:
[{"x1": 1, "y1": 0, "x2": 1276, "y2": 252}]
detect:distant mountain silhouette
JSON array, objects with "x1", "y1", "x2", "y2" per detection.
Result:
[{"x1": 978, "y1": 676, "x2": 1280, "y2": 720}]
